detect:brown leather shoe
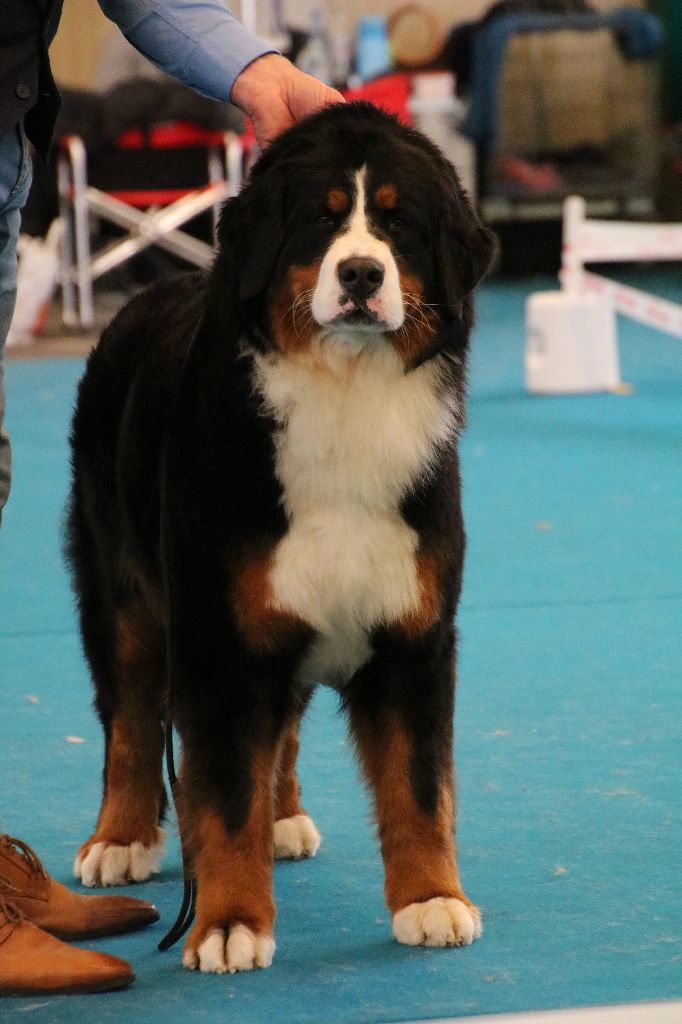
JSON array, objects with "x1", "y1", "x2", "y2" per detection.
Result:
[
  {"x1": 0, "y1": 835, "x2": 159, "y2": 941},
  {"x1": 0, "y1": 897, "x2": 133, "y2": 996}
]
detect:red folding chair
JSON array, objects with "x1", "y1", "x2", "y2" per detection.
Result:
[
  {"x1": 58, "y1": 123, "x2": 244, "y2": 328},
  {"x1": 342, "y1": 73, "x2": 414, "y2": 124}
]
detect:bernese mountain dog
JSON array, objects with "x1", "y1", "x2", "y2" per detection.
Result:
[{"x1": 66, "y1": 102, "x2": 495, "y2": 974}]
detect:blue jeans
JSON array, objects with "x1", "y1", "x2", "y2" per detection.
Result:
[{"x1": 0, "y1": 121, "x2": 33, "y2": 521}]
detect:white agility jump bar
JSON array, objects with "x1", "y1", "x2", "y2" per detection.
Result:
[{"x1": 561, "y1": 195, "x2": 682, "y2": 339}]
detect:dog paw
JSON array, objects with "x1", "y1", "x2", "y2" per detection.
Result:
[
  {"x1": 74, "y1": 827, "x2": 166, "y2": 886},
  {"x1": 273, "y1": 814, "x2": 321, "y2": 860},
  {"x1": 182, "y1": 924, "x2": 276, "y2": 974},
  {"x1": 392, "y1": 897, "x2": 482, "y2": 948}
]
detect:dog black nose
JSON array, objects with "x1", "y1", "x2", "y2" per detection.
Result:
[{"x1": 337, "y1": 257, "x2": 385, "y2": 299}]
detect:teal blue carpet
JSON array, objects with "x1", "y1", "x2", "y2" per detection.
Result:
[{"x1": 1, "y1": 276, "x2": 681, "y2": 1023}]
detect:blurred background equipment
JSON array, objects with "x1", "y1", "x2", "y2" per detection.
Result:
[
  {"x1": 9, "y1": 0, "x2": 676, "y2": 345},
  {"x1": 388, "y1": 3, "x2": 446, "y2": 68}
]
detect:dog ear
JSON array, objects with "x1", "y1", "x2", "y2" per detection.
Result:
[
  {"x1": 215, "y1": 164, "x2": 286, "y2": 302},
  {"x1": 436, "y1": 168, "x2": 496, "y2": 314}
]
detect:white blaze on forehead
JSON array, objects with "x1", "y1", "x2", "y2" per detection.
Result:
[
  {"x1": 311, "y1": 166, "x2": 404, "y2": 330},
  {"x1": 346, "y1": 167, "x2": 372, "y2": 242}
]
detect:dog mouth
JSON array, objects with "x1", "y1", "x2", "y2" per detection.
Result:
[
  {"x1": 340, "y1": 307, "x2": 376, "y2": 325},
  {"x1": 332, "y1": 300, "x2": 386, "y2": 329}
]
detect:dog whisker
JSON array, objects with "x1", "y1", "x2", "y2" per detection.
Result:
[
  {"x1": 402, "y1": 293, "x2": 436, "y2": 330},
  {"x1": 400, "y1": 302, "x2": 437, "y2": 335},
  {"x1": 290, "y1": 289, "x2": 315, "y2": 338}
]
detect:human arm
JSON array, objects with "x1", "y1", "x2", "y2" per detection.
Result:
[
  {"x1": 96, "y1": 0, "x2": 344, "y2": 146},
  {"x1": 96, "y1": 0, "x2": 276, "y2": 101}
]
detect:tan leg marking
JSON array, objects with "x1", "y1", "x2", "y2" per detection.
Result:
[
  {"x1": 351, "y1": 712, "x2": 476, "y2": 915},
  {"x1": 274, "y1": 723, "x2": 304, "y2": 821},
  {"x1": 352, "y1": 712, "x2": 481, "y2": 946},
  {"x1": 75, "y1": 603, "x2": 165, "y2": 886},
  {"x1": 182, "y1": 749, "x2": 277, "y2": 973}
]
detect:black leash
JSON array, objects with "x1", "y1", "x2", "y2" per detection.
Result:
[
  {"x1": 157, "y1": 714, "x2": 196, "y2": 951},
  {"x1": 156, "y1": 426, "x2": 197, "y2": 952}
]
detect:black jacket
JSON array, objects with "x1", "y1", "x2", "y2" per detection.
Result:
[{"x1": 0, "y1": 0, "x2": 63, "y2": 159}]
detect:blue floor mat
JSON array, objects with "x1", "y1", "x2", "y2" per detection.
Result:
[{"x1": 1, "y1": 276, "x2": 681, "y2": 1023}]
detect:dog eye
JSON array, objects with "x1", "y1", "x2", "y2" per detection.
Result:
[
  {"x1": 388, "y1": 214, "x2": 408, "y2": 230},
  {"x1": 317, "y1": 213, "x2": 336, "y2": 227}
]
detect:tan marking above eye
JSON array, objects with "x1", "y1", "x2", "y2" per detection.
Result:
[
  {"x1": 327, "y1": 188, "x2": 350, "y2": 214},
  {"x1": 375, "y1": 184, "x2": 398, "y2": 210}
]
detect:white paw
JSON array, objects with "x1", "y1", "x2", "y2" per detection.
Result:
[
  {"x1": 392, "y1": 897, "x2": 482, "y2": 948},
  {"x1": 274, "y1": 814, "x2": 321, "y2": 860},
  {"x1": 182, "y1": 924, "x2": 276, "y2": 974},
  {"x1": 74, "y1": 827, "x2": 166, "y2": 886}
]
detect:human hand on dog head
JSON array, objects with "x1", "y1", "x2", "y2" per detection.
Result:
[{"x1": 231, "y1": 53, "x2": 345, "y2": 150}]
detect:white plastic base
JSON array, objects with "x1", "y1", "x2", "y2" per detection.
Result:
[{"x1": 525, "y1": 290, "x2": 621, "y2": 394}]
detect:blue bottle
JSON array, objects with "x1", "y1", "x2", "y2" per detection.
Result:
[{"x1": 355, "y1": 15, "x2": 392, "y2": 82}]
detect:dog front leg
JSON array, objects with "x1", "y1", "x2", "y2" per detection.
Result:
[
  {"x1": 74, "y1": 600, "x2": 166, "y2": 887},
  {"x1": 346, "y1": 639, "x2": 481, "y2": 948},
  {"x1": 176, "y1": 713, "x2": 279, "y2": 975}
]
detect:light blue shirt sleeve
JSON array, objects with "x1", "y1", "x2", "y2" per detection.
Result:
[{"x1": 96, "y1": 0, "x2": 277, "y2": 102}]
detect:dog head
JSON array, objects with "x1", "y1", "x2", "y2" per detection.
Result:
[{"x1": 215, "y1": 102, "x2": 495, "y2": 367}]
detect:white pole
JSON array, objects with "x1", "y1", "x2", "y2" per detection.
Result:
[
  {"x1": 57, "y1": 149, "x2": 77, "y2": 327},
  {"x1": 68, "y1": 136, "x2": 95, "y2": 329},
  {"x1": 561, "y1": 195, "x2": 586, "y2": 295}
]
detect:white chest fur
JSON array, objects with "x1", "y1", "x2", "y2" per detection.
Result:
[{"x1": 253, "y1": 338, "x2": 459, "y2": 687}]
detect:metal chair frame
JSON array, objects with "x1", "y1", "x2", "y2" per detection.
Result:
[{"x1": 58, "y1": 131, "x2": 244, "y2": 328}]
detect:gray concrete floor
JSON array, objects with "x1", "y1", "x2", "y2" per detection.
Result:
[{"x1": 6, "y1": 289, "x2": 130, "y2": 361}]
